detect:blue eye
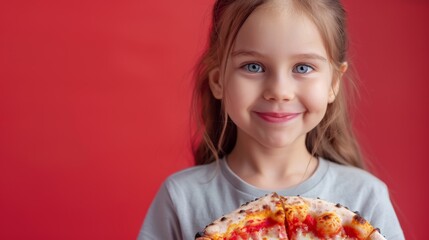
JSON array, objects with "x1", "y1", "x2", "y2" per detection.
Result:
[
  {"x1": 244, "y1": 63, "x2": 264, "y2": 73},
  {"x1": 293, "y1": 64, "x2": 314, "y2": 74}
]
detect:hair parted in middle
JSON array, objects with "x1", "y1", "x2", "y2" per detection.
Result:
[{"x1": 192, "y1": 0, "x2": 365, "y2": 169}]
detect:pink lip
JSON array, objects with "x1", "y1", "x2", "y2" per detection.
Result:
[{"x1": 254, "y1": 112, "x2": 301, "y2": 123}]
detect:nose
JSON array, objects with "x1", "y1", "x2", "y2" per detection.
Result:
[{"x1": 262, "y1": 72, "x2": 295, "y2": 102}]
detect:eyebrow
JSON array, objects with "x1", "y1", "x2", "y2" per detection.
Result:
[
  {"x1": 231, "y1": 49, "x2": 328, "y2": 62},
  {"x1": 231, "y1": 50, "x2": 265, "y2": 58}
]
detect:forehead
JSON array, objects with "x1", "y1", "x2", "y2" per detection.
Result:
[{"x1": 232, "y1": 1, "x2": 327, "y2": 59}]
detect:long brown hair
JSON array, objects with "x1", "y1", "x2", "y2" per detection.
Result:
[{"x1": 191, "y1": 0, "x2": 365, "y2": 169}]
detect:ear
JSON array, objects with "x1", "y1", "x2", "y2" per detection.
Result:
[
  {"x1": 208, "y1": 67, "x2": 223, "y2": 99},
  {"x1": 328, "y1": 62, "x2": 348, "y2": 103}
]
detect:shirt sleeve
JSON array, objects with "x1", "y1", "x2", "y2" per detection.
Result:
[
  {"x1": 137, "y1": 181, "x2": 182, "y2": 240},
  {"x1": 368, "y1": 184, "x2": 405, "y2": 240}
]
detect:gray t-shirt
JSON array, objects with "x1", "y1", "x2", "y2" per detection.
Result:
[{"x1": 138, "y1": 158, "x2": 404, "y2": 240}]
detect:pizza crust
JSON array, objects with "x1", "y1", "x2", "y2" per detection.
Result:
[{"x1": 367, "y1": 229, "x2": 386, "y2": 240}]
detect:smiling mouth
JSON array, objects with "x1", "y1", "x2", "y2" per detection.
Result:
[{"x1": 254, "y1": 112, "x2": 301, "y2": 123}]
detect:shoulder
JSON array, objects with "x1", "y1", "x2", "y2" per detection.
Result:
[
  {"x1": 165, "y1": 161, "x2": 218, "y2": 185},
  {"x1": 141, "y1": 163, "x2": 220, "y2": 240},
  {"x1": 160, "y1": 161, "x2": 221, "y2": 198},
  {"x1": 324, "y1": 159, "x2": 387, "y2": 190},
  {"x1": 316, "y1": 159, "x2": 390, "y2": 209}
]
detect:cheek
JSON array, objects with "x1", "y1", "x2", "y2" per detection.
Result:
[
  {"x1": 224, "y1": 75, "x2": 261, "y2": 109},
  {"x1": 299, "y1": 80, "x2": 331, "y2": 112}
]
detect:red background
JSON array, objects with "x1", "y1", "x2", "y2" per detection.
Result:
[{"x1": 0, "y1": 0, "x2": 427, "y2": 239}]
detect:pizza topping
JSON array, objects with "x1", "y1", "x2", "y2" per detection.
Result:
[
  {"x1": 315, "y1": 212, "x2": 341, "y2": 237},
  {"x1": 344, "y1": 225, "x2": 360, "y2": 238},
  {"x1": 243, "y1": 217, "x2": 279, "y2": 232},
  {"x1": 284, "y1": 204, "x2": 309, "y2": 223}
]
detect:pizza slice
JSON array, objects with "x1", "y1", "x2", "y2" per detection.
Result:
[
  {"x1": 281, "y1": 196, "x2": 383, "y2": 239},
  {"x1": 195, "y1": 192, "x2": 289, "y2": 240}
]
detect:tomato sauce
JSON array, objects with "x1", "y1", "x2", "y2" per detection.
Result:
[
  {"x1": 227, "y1": 217, "x2": 282, "y2": 239},
  {"x1": 289, "y1": 215, "x2": 315, "y2": 233},
  {"x1": 344, "y1": 226, "x2": 361, "y2": 239}
]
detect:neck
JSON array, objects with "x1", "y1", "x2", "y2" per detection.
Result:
[{"x1": 227, "y1": 131, "x2": 318, "y2": 190}]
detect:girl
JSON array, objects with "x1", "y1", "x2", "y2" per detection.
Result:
[{"x1": 138, "y1": 0, "x2": 404, "y2": 239}]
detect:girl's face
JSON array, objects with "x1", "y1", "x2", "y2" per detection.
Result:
[{"x1": 212, "y1": 1, "x2": 338, "y2": 150}]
